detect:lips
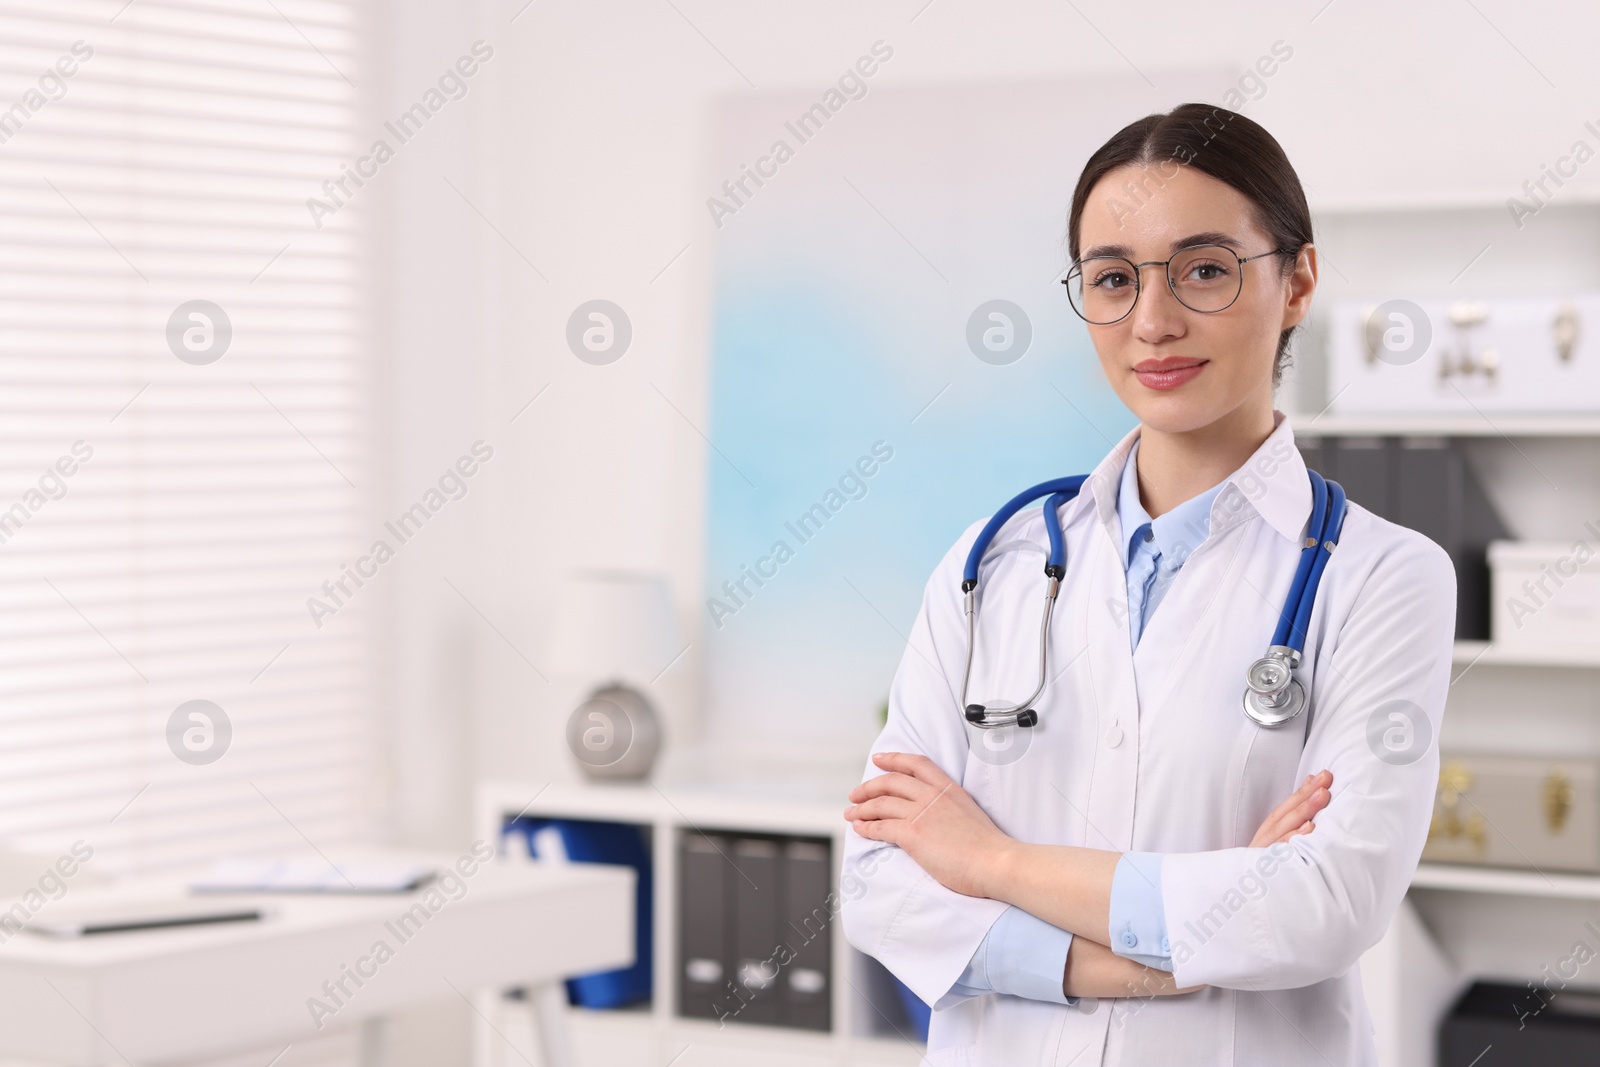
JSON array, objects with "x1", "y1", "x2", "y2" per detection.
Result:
[{"x1": 1133, "y1": 359, "x2": 1207, "y2": 391}]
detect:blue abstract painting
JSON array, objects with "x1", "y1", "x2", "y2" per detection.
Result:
[{"x1": 700, "y1": 70, "x2": 1233, "y2": 755}]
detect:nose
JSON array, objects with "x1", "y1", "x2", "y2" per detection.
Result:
[{"x1": 1127, "y1": 263, "x2": 1187, "y2": 342}]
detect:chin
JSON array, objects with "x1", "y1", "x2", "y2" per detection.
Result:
[{"x1": 1124, "y1": 390, "x2": 1223, "y2": 435}]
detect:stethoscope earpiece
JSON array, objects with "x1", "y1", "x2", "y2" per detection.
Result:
[{"x1": 966, "y1": 704, "x2": 1038, "y2": 729}]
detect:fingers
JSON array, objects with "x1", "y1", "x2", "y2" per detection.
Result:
[
  {"x1": 843, "y1": 795, "x2": 918, "y2": 823},
  {"x1": 849, "y1": 816, "x2": 895, "y2": 844},
  {"x1": 871, "y1": 751, "x2": 954, "y2": 790},
  {"x1": 1282, "y1": 785, "x2": 1332, "y2": 831},
  {"x1": 1266, "y1": 770, "x2": 1332, "y2": 828},
  {"x1": 1263, "y1": 770, "x2": 1332, "y2": 827},
  {"x1": 846, "y1": 752, "x2": 952, "y2": 803},
  {"x1": 1250, "y1": 770, "x2": 1334, "y2": 849},
  {"x1": 847, "y1": 770, "x2": 926, "y2": 804},
  {"x1": 1260, "y1": 791, "x2": 1327, "y2": 846},
  {"x1": 1277, "y1": 819, "x2": 1315, "y2": 844}
]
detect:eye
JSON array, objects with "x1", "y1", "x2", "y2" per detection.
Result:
[
  {"x1": 1178, "y1": 258, "x2": 1233, "y2": 284},
  {"x1": 1090, "y1": 267, "x2": 1133, "y2": 290}
]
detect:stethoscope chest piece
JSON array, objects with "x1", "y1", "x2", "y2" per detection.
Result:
[{"x1": 1242, "y1": 645, "x2": 1307, "y2": 727}]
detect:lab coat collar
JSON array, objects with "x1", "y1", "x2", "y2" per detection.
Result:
[
  {"x1": 1233, "y1": 409, "x2": 1314, "y2": 543},
  {"x1": 1084, "y1": 408, "x2": 1310, "y2": 547},
  {"x1": 1082, "y1": 424, "x2": 1148, "y2": 548}
]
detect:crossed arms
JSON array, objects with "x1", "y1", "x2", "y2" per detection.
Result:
[{"x1": 845, "y1": 753, "x2": 1334, "y2": 1001}]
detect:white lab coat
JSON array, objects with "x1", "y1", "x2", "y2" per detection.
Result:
[{"x1": 840, "y1": 409, "x2": 1456, "y2": 1066}]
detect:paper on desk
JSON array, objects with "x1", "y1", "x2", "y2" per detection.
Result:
[{"x1": 190, "y1": 858, "x2": 434, "y2": 893}]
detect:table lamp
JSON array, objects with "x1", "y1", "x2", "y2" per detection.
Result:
[{"x1": 549, "y1": 570, "x2": 679, "y2": 780}]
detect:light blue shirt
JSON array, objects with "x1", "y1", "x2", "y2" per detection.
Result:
[
  {"x1": 946, "y1": 904, "x2": 1076, "y2": 1005},
  {"x1": 948, "y1": 439, "x2": 1226, "y2": 1000},
  {"x1": 1116, "y1": 437, "x2": 1224, "y2": 650}
]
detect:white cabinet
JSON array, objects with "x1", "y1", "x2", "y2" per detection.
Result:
[
  {"x1": 1327, "y1": 295, "x2": 1600, "y2": 416},
  {"x1": 472, "y1": 777, "x2": 925, "y2": 1067}
]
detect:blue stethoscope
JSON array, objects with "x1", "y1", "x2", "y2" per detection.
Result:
[{"x1": 959, "y1": 469, "x2": 1347, "y2": 731}]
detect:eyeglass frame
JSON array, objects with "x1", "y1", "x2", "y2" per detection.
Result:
[{"x1": 1061, "y1": 243, "x2": 1302, "y2": 325}]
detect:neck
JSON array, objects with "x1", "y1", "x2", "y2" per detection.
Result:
[{"x1": 1135, "y1": 400, "x2": 1277, "y2": 519}]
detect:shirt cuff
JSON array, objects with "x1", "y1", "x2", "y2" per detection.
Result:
[
  {"x1": 1109, "y1": 851, "x2": 1173, "y2": 970},
  {"x1": 952, "y1": 904, "x2": 1075, "y2": 1005}
]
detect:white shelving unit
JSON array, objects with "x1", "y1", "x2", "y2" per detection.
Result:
[
  {"x1": 471, "y1": 775, "x2": 924, "y2": 1067},
  {"x1": 1294, "y1": 413, "x2": 1600, "y2": 438},
  {"x1": 1452, "y1": 639, "x2": 1600, "y2": 669},
  {"x1": 1411, "y1": 862, "x2": 1600, "y2": 900},
  {"x1": 1291, "y1": 406, "x2": 1600, "y2": 1066}
]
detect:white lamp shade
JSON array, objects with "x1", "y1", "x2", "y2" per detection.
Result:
[{"x1": 548, "y1": 570, "x2": 680, "y2": 683}]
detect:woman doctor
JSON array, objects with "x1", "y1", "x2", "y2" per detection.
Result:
[{"x1": 838, "y1": 103, "x2": 1456, "y2": 1066}]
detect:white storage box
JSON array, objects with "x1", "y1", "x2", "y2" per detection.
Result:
[
  {"x1": 1488, "y1": 538, "x2": 1600, "y2": 648},
  {"x1": 1329, "y1": 294, "x2": 1600, "y2": 414}
]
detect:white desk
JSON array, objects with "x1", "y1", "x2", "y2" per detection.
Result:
[{"x1": 0, "y1": 849, "x2": 634, "y2": 1067}]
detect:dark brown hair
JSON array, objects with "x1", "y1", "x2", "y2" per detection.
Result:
[{"x1": 1066, "y1": 103, "x2": 1312, "y2": 388}]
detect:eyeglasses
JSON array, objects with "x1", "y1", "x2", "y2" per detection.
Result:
[{"x1": 1061, "y1": 244, "x2": 1299, "y2": 325}]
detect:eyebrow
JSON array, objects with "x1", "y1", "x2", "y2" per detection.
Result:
[{"x1": 1079, "y1": 231, "x2": 1245, "y2": 261}]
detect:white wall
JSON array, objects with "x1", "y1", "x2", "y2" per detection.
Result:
[{"x1": 373, "y1": 0, "x2": 1600, "y2": 831}]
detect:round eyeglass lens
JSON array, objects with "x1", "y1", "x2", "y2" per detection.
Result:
[
  {"x1": 1168, "y1": 244, "x2": 1242, "y2": 313},
  {"x1": 1065, "y1": 244, "x2": 1244, "y2": 324}
]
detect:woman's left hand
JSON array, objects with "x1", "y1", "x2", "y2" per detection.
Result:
[{"x1": 844, "y1": 751, "x2": 1013, "y2": 899}]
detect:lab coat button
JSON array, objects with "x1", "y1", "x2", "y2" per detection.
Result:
[
  {"x1": 1121, "y1": 930, "x2": 1138, "y2": 948},
  {"x1": 1106, "y1": 725, "x2": 1124, "y2": 747},
  {"x1": 1161, "y1": 936, "x2": 1170, "y2": 954}
]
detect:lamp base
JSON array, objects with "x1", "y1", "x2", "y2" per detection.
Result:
[{"x1": 565, "y1": 684, "x2": 662, "y2": 781}]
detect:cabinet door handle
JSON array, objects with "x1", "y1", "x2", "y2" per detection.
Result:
[
  {"x1": 1554, "y1": 300, "x2": 1580, "y2": 363},
  {"x1": 1544, "y1": 767, "x2": 1573, "y2": 833}
]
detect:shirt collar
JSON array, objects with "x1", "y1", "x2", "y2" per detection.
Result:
[
  {"x1": 1115, "y1": 439, "x2": 1146, "y2": 556},
  {"x1": 1116, "y1": 437, "x2": 1226, "y2": 565},
  {"x1": 1080, "y1": 408, "x2": 1311, "y2": 549}
]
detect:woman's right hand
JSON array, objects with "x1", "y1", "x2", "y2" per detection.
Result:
[{"x1": 1249, "y1": 769, "x2": 1333, "y2": 849}]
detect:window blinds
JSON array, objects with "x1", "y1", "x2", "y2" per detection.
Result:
[{"x1": 0, "y1": 0, "x2": 374, "y2": 875}]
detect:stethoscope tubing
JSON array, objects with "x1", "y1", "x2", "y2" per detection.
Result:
[
  {"x1": 1271, "y1": 469, "x2": 1325, "y2": 649},
  {"x1": 959, "y1": 465, "x2": 1347, "y2": 731},
  {"x1": 961, "y1": 474, "x2": 1088, "y2": 588},
  {"x1": 1289, "y1": 476, "x2": 1347, "y2": 650}
]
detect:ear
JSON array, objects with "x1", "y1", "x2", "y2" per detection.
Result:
[{"x1": 1280, "y1": 244, "x2": 1318, "y2": 331}]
